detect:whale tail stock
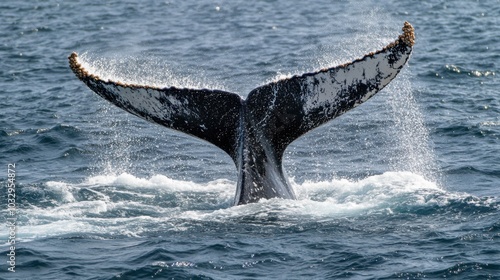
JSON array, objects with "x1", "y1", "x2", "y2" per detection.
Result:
[{"x1": 69, "y1": 22, "x2": 415, "y2": 205}]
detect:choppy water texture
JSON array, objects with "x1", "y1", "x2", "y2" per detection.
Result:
[{"x1": 1, "y1": 0, "x2": 499, "y2": 279}]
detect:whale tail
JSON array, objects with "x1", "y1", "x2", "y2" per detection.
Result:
[{"x1": 69, "y1": 22, "x2": 415, "y2": 204}]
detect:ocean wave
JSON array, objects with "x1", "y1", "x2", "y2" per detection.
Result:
[
  {"x1": 426, "y1": 64, "x2": 496, "y2": 80},
  {"x1": 443, "y1": 64, "x2": 496, "y2": 77},
  {"x1": 8, "y1": 171, "x2": 498, "y2": 241},
  {"x1": 434, "y1": 122, "x2": 499, "y2": 138},
  {"x1": 413, "y1": 262, "x2": 500, "y2": 279}
]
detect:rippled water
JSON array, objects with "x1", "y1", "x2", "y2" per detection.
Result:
[{"x1": 1, "y1": 0, "x2": 499, "y2": 279}]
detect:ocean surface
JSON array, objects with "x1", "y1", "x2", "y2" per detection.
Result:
[{"x1": 1, "y1": 0, "x2": 499, "y2": 279}]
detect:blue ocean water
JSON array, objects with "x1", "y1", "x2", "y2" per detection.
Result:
[{"x1": 1, "y1": 0, "x2": 499, "y2": 279}]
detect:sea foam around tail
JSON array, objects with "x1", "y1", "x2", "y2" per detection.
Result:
[{"x1": 9, "y1": 171, "x2": 497, "y2": 242}]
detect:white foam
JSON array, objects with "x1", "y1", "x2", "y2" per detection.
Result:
[
  {"x1": 45, "y1": 181, "x2": 77, "y2": 203},
  {"x1": 183, "y1": 171, "x2": 444, "y2": 221},
  {"x1": 13, "y1": 171, "x2": 486, "y2": 241},
  {"x1": 296, "y1": 172, "x2": 443, "y2": 214},
  {"x1": 84, "y1": 172, "x2": 234, "y2": 193}
]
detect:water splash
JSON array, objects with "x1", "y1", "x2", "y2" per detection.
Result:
[
  {"x1": 77, "y1": 52, "x2": 226, "y2": 90},
  {"x1": 314, "y1": 6, "x2": 396, "y2": 70},
  {"x1": 385, "y1": 72, "x2": 440, "y2": 182},
  {"x1": 91, "y1": 103, "x2": 134, "y2": 176},
  {"x1": 311, "y1": 2, "x2": 440, "y2": 183},
  {"x1": 76, "y1": 1, "x2": 440, "y2": 189},
  {"x1": 13, "y1": 171, "x2": 495, "y2": 241}
]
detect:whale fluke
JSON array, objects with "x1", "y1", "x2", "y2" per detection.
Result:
[{"x1": 69, "y1": 22, "x2": 415, "y2": 205}]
